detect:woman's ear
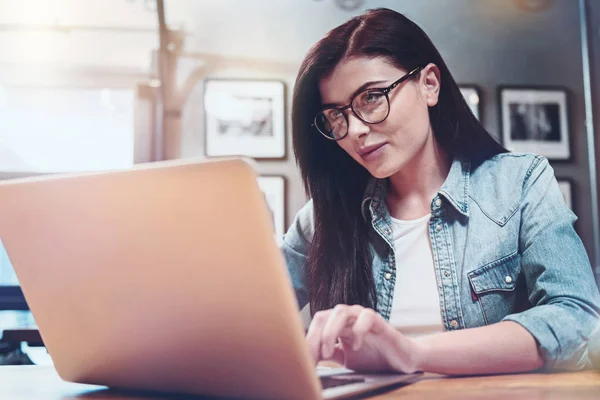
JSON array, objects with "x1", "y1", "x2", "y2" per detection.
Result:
[{"x1": 420, "y1": 63, "x2": 441, "y2": 107}]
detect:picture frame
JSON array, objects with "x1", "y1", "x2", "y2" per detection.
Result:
[
  {"x1": 459, "y1": 85, "x2": 481, "y2": 120},
  {"x1": 557, "y1": 178, "x2": 574, "y2": 211},
  {"x1": 498, "y1": 86, "x2": 571, "y2": 161},
  {"x1": 257, "y1": 175, "x2": 286, "y2": 238},
  {"x1": 203, "y1": 79, "x2": 286, "y2": 159}
]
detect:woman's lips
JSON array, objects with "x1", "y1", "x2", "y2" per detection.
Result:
[{"x1": 358, "y1": 142, "x2": 387, "y2": 161}]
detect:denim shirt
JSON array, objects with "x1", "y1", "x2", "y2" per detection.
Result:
[{"x1": 281, "y1": 153, "x2": 600, "y2": 371}]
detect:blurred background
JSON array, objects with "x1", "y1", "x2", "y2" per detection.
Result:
[{"x1": 0, "y1": 0, "x2": 599, "y2": 362}]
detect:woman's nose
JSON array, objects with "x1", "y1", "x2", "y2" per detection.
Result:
[{"x1": 346, "y1": 112, "x2": 370, "y2": 139}]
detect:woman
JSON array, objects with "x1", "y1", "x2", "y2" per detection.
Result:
[{"x1": 283, "y1": 8, "x2": 600, "y2": 375}]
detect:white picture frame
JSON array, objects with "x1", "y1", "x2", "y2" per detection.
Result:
[
  {"x1": 499, "y1": 87, "x2": 570, "y2": 161},
  {"x1": 257, "y1": 176, "x2": 286, "y2": 238},
  {"x1": 204, "y1": 79, "x2": 286, "y2": 159},
  {"x1": 459, "y1": 86, "x2": 481, "y2": 120}
]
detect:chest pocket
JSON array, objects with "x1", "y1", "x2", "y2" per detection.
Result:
[
  {"x1": 468, "y1": 252, "x2": 521, "y2": 293},
  {"x1": 467, "y1": 252, "x2": 524, "y2": 324}
]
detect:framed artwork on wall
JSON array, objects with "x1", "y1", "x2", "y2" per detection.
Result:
[
  {"x1": 257, "y1": 175, "x2": 286, "y2": 238},
  {"x1": 459, "y1": 85, "x2": 481, "y2": 120},
  {"x1": 203, "y1": 79, "x2": 286, "y2": 159},
  {"x1": 498, "y1": 86, "x2": 570, "y2": 161},
  {"x1": 557, "y1": 178, "x2": 574, "y2": 211}
]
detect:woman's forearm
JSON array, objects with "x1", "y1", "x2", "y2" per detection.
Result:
[{"x1": 411, "y1": 321, "x2": 544, "y2": 375}]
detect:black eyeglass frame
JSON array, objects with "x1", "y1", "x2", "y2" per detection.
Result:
[{"x1": 312, "y1": 66, "x2": 424, "y2": 141}]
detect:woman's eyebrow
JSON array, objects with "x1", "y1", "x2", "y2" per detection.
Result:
[{"x1": 321, "y1": 79, "x2": 389, "y2": 108}]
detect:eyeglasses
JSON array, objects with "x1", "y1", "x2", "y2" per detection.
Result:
[{"x1": 312, "y1": 66, "x2": 423, "y2": 141}]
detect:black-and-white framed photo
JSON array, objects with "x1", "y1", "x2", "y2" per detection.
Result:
[
  {"x1": 257, "y1": 175, "x2": 286, "y2": 238},
  {"x1": 499, "y1": 86, "x2": 570, "y2": 161},
  {"x1": 459, "y1": 85, "x2": 481, "y2": 120},
  {"x1": 557, "y1": 178, "x2": 574, "y2": 211},
  {"x1": 203, "y1": 79, "x2": 286, "y2": 159}
]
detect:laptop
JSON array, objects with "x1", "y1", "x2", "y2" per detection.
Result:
[{"x1": 0, "y1": 158, "x2": 420, "y2": 399}]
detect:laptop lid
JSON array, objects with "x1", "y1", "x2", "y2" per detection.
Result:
[{"x1": 0, "y1": 158, "x2": 321, "y2": 400}]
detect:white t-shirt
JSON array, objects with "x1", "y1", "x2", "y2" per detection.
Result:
[{"x1": 387, "y1": 213, "x2": 445, "y2": 336}]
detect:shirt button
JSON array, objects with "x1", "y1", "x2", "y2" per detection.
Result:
[
  {"x1": 385, "y1": 272, "x2": 392, "y2": 280},
  {"x1": 450, "y1": 320, "x2": 459, "y2": 328},
  {"x1": 435, "y1": 224, "x2": 442, "y2": 232},
  {"x1": 444, "y1": 271, "x2": 450, "y2": 278},
  {"x1": 505, "y1": 276, "x2": 513, "y2": 284},
  {"x1": 385, "y1": 228, "x2": 391, "y2": 235},
  {"x1": 434, "y1": 198, "x2": 442, "y2": 207}
]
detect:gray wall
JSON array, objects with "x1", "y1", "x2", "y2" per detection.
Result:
[{"x1": 176, "y1": 0, "x2": 598, "y2": 263}]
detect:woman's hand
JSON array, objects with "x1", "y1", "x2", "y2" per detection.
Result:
[{"x1": 306, "y1": 304, "x2": 424, "y2": 373}]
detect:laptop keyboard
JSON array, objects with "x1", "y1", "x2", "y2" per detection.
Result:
[{"x1": 320, "y1": 376, "x2": 366, "y2": 390}]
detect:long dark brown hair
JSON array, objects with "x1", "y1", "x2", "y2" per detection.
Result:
[{"x1": 292, "y1": 8, "x2": 507, "y2": 315}]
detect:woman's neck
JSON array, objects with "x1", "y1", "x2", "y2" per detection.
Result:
[{"x1": 386, "y1": 135, "x2": 451, "y2": 220}]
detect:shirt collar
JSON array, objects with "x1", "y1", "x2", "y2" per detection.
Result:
[
  {"x1": 438, "y1": 157, "x2": 470, "y2": 216},
  {"x1": 361, "y1": 157, "x2": 471, "y2": 220}
]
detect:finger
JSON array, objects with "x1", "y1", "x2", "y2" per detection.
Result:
[
  {"x1": 306, "y1": 310, "x2": 331, "y2": 363},
  {"x1": 320, "y1": 305, "x2": 363, "y2": 359},
  {"x1": 329, "y1": 343, "x2": 346, "y2": 365},
  {"x1": 351, "y1": 308, "x2": 387, "y2": 351}
]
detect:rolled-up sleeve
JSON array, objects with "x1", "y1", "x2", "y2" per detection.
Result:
[
  {"x1": 502, "y1": 156, "x2": 600, "y2": 371},
  {"x1": 280, "y1": 200, "x2": 315, "y2": 310}
]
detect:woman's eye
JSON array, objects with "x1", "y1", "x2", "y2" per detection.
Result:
[
  {"x1": 364, "y1": 92, "x2": 383, "y2": 103},
  {"x1": 329, "y1": 110, "x2": 343, "y2": 119}
]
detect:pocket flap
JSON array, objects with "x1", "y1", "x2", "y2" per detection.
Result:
[{"x1": 468, "y1": 252, "x2": 521, "y2": 294}]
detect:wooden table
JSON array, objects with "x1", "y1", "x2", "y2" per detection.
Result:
[{"x1": 1, "y1": 366, "x2": 599, "y2": 399}]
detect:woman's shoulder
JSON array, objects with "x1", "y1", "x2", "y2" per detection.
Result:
[
  {"x1": 475, "y1": 152, "x2": 546, "y2": 176},
  {"x1": 470, "y1": 152, "x2": 550, "y2": 188},
  {"x1": 468, "y1": 152, "x2": 552, "y2": 218},
  {"x1": 285, "y1": 199, "x2": 315, "y2": 245}
]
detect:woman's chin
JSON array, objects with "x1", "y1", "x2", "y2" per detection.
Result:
[
  {"x1": 366, "y1": 156, "x2": 412, "y2": 179},
  {"x1": 367, "y1": 165, "x2": 396, "y2": 180}
]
